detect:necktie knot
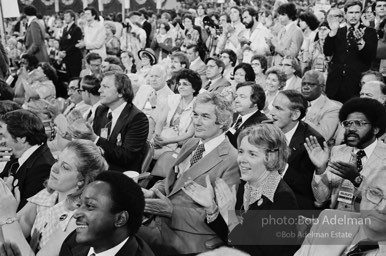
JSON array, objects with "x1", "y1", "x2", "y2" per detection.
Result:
[
  {"x1": 8, "y1": 157, "x2": 20, "y2": 176},
  {"x1": 234, "y1": 117, "x2": 243, "y2": 130},
  {"x1": 107, "y1": 112, "x2": 112, "y2": 120},
  {"x1": 356, "y1": 149, "x2": 366, "y2": 172},
  {"x1": 190, "y1": 144, "x2": 205, "y2": 166}
]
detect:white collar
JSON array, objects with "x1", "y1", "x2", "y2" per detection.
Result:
[
  {"x1": 87, "y1": 237, "x2": 129, "y2": 256},
  {"x1": 27, "y1": 16, "x2": 37, "y2": 26},
  {"x1": 66, "y1": 21, "x2": 74, "y2": 29},
  {"x1": 109, "y1": 102, "x2": 127, "y2": 120},
  {"x1": 191, "y1": 56, "x2": 201, "y2": 66},
  {"x1": 284, "y1": 121, "x2": 299, "y2": 145},
  {"x1": 238, "y1": 110, "x2": 258, "y2": 125},
  {"x1": 285, "y1": 75, "x2": 296, "y2": 89},
  {"x1": 285, "y1": 20, "x2": 296, "y2": 31},
  {"x1": 18, "y1": 144, "x2": 41, "y2": 167},
  {"x1": 199, "y1": 133, "x2": 226, "y2": 157},
  {"x1": 356, "y1": 139, "x2": 378, "y2": 159},
  {"x1": 309, "y1": 94, "x2": 324, "y2": 107},
  {"x1": 210, "y1": 76, "x2": 222, "y2": 85}
]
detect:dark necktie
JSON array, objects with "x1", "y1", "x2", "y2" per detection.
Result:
[
  {"x1": 356, "y1": 150, "x2": 366, "y2": 172},
  {"x1": 106, "y1": 112, "x2": 113, "y2": 134},
  {"x1": 86, "y1": 110, "x2": 92, "y2": 121},
  {"x1": 345, "y1": 240, "x2": 378, "y2": 256},
  {"x1": 234, "y1": 116, "x2": 243, "y2": 131},
  {"x1": 190, "y1": 144, "x2": 205, "y2": 166},
  {"x1": 6, "y1": 157, "x2": 20, "y2": 176},
  {"x1": 347, "y1": 26, "x2": 356, "y2": 48},
  {"x1": 205, "y1": 81, "x2": 212, "y2": 91}
]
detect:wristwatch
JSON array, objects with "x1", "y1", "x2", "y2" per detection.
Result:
[
  {"x1": 0, "y1": 217, "x2": 17, "y2": 226},
  {"x1": 353, "y1": 175, "x2": 364, "y2": 188}
]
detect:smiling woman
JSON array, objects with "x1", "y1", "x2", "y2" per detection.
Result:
[{"x1": 0, "y1": 140, "x2": 108, "y2": 256}]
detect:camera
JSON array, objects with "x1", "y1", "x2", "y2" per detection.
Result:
[{"x1": 203, "y1": 16, "x2": 222, "y2": 37}]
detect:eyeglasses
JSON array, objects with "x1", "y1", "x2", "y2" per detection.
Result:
[
  {"x1": 341, "y1": 119, "x2": 371, "y2": 128},
  {"x1": 68, "y1": 87, "x2": 78, "y2": 92},
  {"x1": 365, "y1": 187, "x2": 386, "y2": 205},
  {"x1": 77, "y1": 88, "x2": 86, "y2": 93}
]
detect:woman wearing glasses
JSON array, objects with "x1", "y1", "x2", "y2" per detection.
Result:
[
  {"x1": 152, "y1": 69, "x2": 202, "y2": 159},
  {"x1": 183, "y1": 124, "x2": 299, "y2": 256}
]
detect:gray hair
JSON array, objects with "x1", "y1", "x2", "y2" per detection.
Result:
[
  {"x1": 303, "y1": 70, "x2": 325, "y2": 87},
  {"x1": 193, "y1": 92, "x2": 233, "y2": 131}
]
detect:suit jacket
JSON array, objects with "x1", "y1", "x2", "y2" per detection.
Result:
[
  {"x1": 284, "y1": 121, "x2": 325, "y2": 210},
  {"x1": 150, "y1": 37, "x2": 173, "y2": 60},
  {"x1": 312, "y1": 140, "x2": 386, "y2": 209},
  {"x1": 284, "y1": 75, "x2": 302, "y2": 91},
  {"x1": 59, "y1": 23, "x2": 83, "y2": 78},
  {"x1": 226, "y1": 111, "x2": 268, "y2": 148},
  {"x1": 294, "y1": 210, "x2": 364, "y2": 256},
  {"x1": 305, "y1": 94, "x2": 342, "y2": 142},
  {"x1": 208, "y1": 179, "x2": 299, "y2": 256},
  {"x1": 0, "y1": 143, "x2": 54, "y2": 210},
  {"x1": 190, "y1": 57, "x2": 207, "y2": 82},
  {"x1": 204, "y1": 77, "x2": 231, "y2": 93},
  {"x1": 272, "y1": 22, "x2": 304, "y2": 66},
  {"x1": 25, "y1": 18, "x2": 49, "y2": 63},
  {"x1": 138, "y1": 137, "x2": 240, "y2": 255},
  {"x1": 93, "y1": 103, "x2": 149, "y2": 172},
  {"x1": 59, "y1": 231, "x2": 155, "y2": 256},
  {"x1": 324, "y1": 24, "x2": 378, "y2": 102},
  {"x1": 142, "y1": 20, "x2": 152, "y2": 47}
]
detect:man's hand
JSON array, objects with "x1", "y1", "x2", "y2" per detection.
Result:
[
  {"x1": 68, "y1": 119, "x2": 98, "y2": 142},
  {"x1": 328, "y1": 161, "x2": 359, "y2": 184},
  {"x1": 304, "y1": 136, "x2": 330, "y2": 174},
  {"x1": 142, "y1": 188, "x2": 155, "y2": 198},
  {"x1": 327, "y1": 15, "x2": 340, "y2": 34},
  {"x1": 144, "y1": 189, "x2": 173, "y2": 218},
  {"x1": 75, "y1": 40, "x2": 85, "y2": 48}
]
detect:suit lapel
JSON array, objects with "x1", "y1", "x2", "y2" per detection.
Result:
[
  {"x1": 169, "y1": 139, "x2": 228, "y2": 197},
  {"x1": 288, "y1": 122, "x2": 306, "y2": 163},
  {"x1": 109, "y1": 103, "x2": 131, "y2": 141}
]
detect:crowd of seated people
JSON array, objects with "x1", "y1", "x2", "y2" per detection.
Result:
[{"x1": 0, "y1": 0, "x2": 385, "y2": 255}]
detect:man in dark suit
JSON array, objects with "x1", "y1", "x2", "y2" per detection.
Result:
[
  {"x1": 70, "y1": 71, "x2": 149, "y2": 172},
  {"x1": 139, "y1": 92, "x2": 240, "y2": 255},
  {"x1": 60, "y1": 10, "x2": 83, "y2": 80},
  {"x1": 226, "y1": 82, "x2": 268, "y2": 148},
  {"x1": 204, "y1": 57, "x2": 231, "y2": 93},
  {"x1": 59, "y1": 171, "x2": 155, "y2": 256},
  {"x1": 0, "y1": 110, "x2": 54, "y2": 210},
  {"x1": 138, "y1": 8, "x2": 152, "y2": 48},
  {"x1": 324, "y1": 0, "x2": 378, "y2": 103},
  {"x1": 23, "y1": 5, "x2": 49, "y2": 63},
  {"x1": 271, "y1": 90, "x2": 324, "y2": 210}
]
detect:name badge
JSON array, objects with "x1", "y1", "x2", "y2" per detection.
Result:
[{"x1": 101, "y1": 128, "x2": 109, "y2": 139}]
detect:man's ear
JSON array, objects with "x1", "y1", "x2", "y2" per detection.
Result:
[
  {"x1": 373, "y1": 126, "x2": 380, "y2": 137},
  {"x1": 16, "y1": 137, "x2": 27, "y2": 144},
  {"x1": 290, "y1": 109, "x2": 301, "y2": 121},
  {"x1": 114, "y1": 211, "x2": 129, "y2": 228}
]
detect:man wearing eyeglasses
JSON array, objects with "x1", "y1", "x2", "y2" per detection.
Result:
[
  {"x1": 294, "y1": 171, "x2": 386, "y2": 256},
  {"x1": 305, "y1": 97, "x2": 386, "y2": 211}
]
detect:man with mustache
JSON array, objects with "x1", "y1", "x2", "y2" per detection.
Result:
[{"x1": 305, "y1": 97, "x2": 386, "y2": 211}]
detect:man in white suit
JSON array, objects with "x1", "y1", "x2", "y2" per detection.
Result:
[
  {"x1": 138, "y1": 92, "x2": 240, "y2": 255},
  {"x1": 295, "y1": 170, "x2": 386, "y2": 256},
  {"x1": 269, "y1": 3, "x2": 304, "y2": 66},
  {"x1": 301, "y1": 70, "x2": 342, "y2": 142},
  {"x1": 305, "y1": 97, "x2": 386, "y2": 211}
]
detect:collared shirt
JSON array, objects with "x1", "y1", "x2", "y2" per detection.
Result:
[
  {"x1": 284, "y1": 75, "x2": 296, "y2": 90},
  {"x1": 284, "y1": 121, "x2": 299, "y2": 145},
  {"x1": 354, "y1": 139, "x2": 378, "y2": 167},
  {"x1": 190, "y1": 56, "x2": 201, "y2": 67},
  {"x1": 235, "y1": 110, "x2": 258, "y2": 128},
  {"x1": 85, "y1": 101, "x2": 102, "y2": 123},
  {"x1": 74, "y1": 100, "x2": 92, "y2": 117},
  {"x1": 208, "y1": 76, "x2": 222, "y2": 89},
  {"x1": 248, "y1": 22, "x2": 272, "y2": 55},
  {"x1": 109, "y1": 102, "x2": 127, "y2": 133},
  {"x1": 18, "y1": 144, "x2": 40, "y2": 169},
  {"x1": 27, "y1": 16, "x2": 37, "y2": 26},
  {"x1": 65, "y1": 21, "x2": 74, "y2": 31},
  {"x1": 87, "y1": 237, "x2": 129, "y2": 256},
  {"x1": 285, "y1": 20, "x2": 297, "y2": 32},
  {"x1": 178, "y1": 133, "x2": 226, "y2": 176}
]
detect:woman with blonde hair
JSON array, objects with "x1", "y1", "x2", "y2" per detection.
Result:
[{"x1": 0, "y1": 139, "x2": 108, "y2": 256}]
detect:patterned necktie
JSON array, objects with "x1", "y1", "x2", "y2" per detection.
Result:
[
  {"x1": 347, "y1": 26, "x2": 356, "y2": 48},
  {"x1": 106, "y1": 112, "x2": 113, "y2": 134},
  {"x1": 345, "y1": 240, "x2": 378, "y2": 256},
  {"x1": 234, "y1": 116, "x2": 243, "y2": 131},
  {"x1": 356, "y1": 150, "x2": 366, "y2": 172},
  {"x1": 190, "y1": 144, "x2": 205, "y2": 167}
]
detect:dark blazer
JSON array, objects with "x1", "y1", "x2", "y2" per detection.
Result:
[
  {"x1": 226, "y1": 111, "x2": 268, "y2": 148},
  {"x1": 142, "y1": 20, "x2": 152, "y2": 47},
  {"x1": 93, "y1": 103, "x2": 149, "y2": 172},
  {"x1": 324, "y1": 24, "x2": 378, "y2": 103},
  {"x1": 208, "y1": 179, "x2": 299, "y2": 256},
  {"x1": 59, "y1": 231, "x2": 155, "y2": 256},
  {"x1": 25, "y1": 18, "x2": 49, "y2": 63},
  {"x1": 0, "y1": 143, "x2": 54, "y2": 210},
  {"x1": 284, "y1": 121, "x2": 324, "y2": 210},
  {"x1": 59, "y1": 23, "x2": 83, "y2": 79}
]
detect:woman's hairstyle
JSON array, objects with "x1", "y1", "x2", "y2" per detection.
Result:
[
  {"x1": 175, "y1": 69, "x2": 202, "y2": 96},
  {"x1": 282, "y1": 56, "x2": 302, "y2": 77},
  {"x1": 172, "y1": 17, "x2": 184, "y2": 30},
  {"x1": 251, "y1": 55, "x2": 268, "y2": 73},
  {"x1": 299, "y1": 11, "x2": 320, "y2": 31},
  {"x1": 53, "y1": 139, "x2": 108, "y2": 209},
  {"x1": 233, "y1": 63, "x2": 256, "y2": 82},
  {"x1": 157, "y1": 20, "x2": 171, "y2": 32},
  {"x1": 265, "y1": 67, "x2": 287, "y2": 90},
  {"x1": 237, "y1": 124, "x2": 290, "y2": 173}
]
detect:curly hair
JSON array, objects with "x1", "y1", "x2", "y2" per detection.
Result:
[
  {"x1": 266, "y1": 67, "x2": 287, "y2": 90},
  {"x1": 251, "y1": 55, "x2": 268, "y2": 74},
  {"x1": 299, "y1": 11, "x2": 320, "y2": 31},
  {"x1": 175, "y1": 69, "x2": 202, "y2": 96}
]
